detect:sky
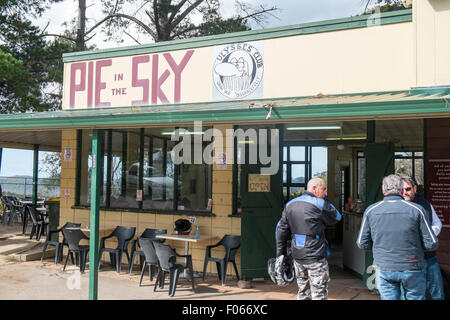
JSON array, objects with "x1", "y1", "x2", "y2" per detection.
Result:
[
  {"x1": 36, "y1": 0, "x2": 370, "y2": 49},
  {"x1": 1, "y1": 0, "x2": 368, "y2": 177}
]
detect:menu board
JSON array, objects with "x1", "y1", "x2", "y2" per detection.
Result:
[{"x1": 426, "y1": 159, "x2": 450, "y2": 226}]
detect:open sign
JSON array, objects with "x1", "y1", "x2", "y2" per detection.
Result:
[{"x1": 248, "y1": 174, "x2": 270, "y2": 192}]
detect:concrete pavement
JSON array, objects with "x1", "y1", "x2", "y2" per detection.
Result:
[{"x1": 0, "y1": 223, "x2": 379, "y2": 300}]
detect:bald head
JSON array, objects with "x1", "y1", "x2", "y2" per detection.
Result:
[{"x1": 307, "y1": 177, "x2": 327, "y2": 199}]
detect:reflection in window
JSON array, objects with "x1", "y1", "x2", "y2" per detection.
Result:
[
  {"x1": 142, "y1": 137, "x2": 175, "y2": 210},
  {"x1": 77, "y1": 128, "x2": 212, "y2": 213}
]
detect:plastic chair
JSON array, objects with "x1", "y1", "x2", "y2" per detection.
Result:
[
  {"x1": 27, "y1": 206, "x2": 48, "y2": 241},
  {"x1": 1, "y1": 196, "x2": 21, "y2": 225},
  {"x1": 137, "y1": 238, "x2": 160, "y2": 287},
  {"x1": 1, "y1": 196, "x2": 12, "y2": 225},
  {"x1": 202, "y1": 235, "x2": 241, "y2": 286},
  {"x1": 128, "y1": 228, "x2": 167, "y2": 274},
  {"x1": 153, "y1": 242, "x2": 195, "y2": 297},
  {"x1": 98, "y1": 226, "x2": 136, "y2": 274},
  {"x1": 62, "y1": 228, "x2": 90, "y2": 273},
  {"x1": 40, "y1": 222, "x2": 81, "y2": 264}
]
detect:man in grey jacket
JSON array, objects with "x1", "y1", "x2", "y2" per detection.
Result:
[{"x1": 356, "y1": 174, "x2": 438, "y2": 300}]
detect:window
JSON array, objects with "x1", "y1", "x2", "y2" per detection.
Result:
[
  {"x1": 76, "y1": 128, "x2": 212, "y2": 213},
  {"x1": 356, "y1": 150, "x2": 424, "y2": 202},
  {"x1": 281, "y1": 146, "x2": 327, "y2": 203}
]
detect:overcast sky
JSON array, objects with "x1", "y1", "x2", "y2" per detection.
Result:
[
  {"x1": 1, "y1": 0, "x2": 369, "y2": 178},
  {"x1": 37, "y1": 0, "x2": 369, "y2": 49}
]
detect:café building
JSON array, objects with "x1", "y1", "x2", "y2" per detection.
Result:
[{"x1": 0, "y1": 0, "x2": 449, "y2": 291}]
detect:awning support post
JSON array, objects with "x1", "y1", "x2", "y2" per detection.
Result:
[
  {"x1": 32, "y1": 145, "x2": 39, "y2": 205},
  {"x1": 89, "y1": 129, "x2": 101, "y2": 300}
]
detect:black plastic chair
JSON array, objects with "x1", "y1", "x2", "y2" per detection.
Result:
[
  {"x1": 40, "y1": 222, "x2": 81, "y2": 264},
  {"x1": 137, "y1": 238, "x2": 160, "y2": 287},
  {"x1": 62, "y1": 228, "x2": 90, "y2": 273},
  {"x1": 153, "y1": 242, "x2": 195, "y2": 297},
  {"x1": 128, "y1": 228, "x2": 167, "y2": 274},
  {"x1": 1, "y1": 196, "x2": 22, "y2": 225},
  {"x1": 1, "y1": 196, "x2": 12, "y2": 225},
  {"x1": 98, "y1": 226, "x2": 136, "y2": 274},
  {"x1": 202, "y1": 235, "x2": 241, "y2": 286},
  {"x1": 27, "y1": 206, "x2": 48, "y2": 241}
]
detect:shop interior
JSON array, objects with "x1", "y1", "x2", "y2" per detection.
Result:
[{"x1": 281, "y1": 118, "x2": 424, "y2": 272}]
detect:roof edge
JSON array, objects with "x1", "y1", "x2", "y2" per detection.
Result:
[{"x1": 62, "y1": 9, "x2": 412, "y2": 63}]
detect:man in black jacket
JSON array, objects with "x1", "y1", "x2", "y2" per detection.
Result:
[
  {"x1": 401, "y1": 176, "x2": 444, "y2": 300},
  {"x1": 276, "y1": 177, "x2": 341, "y2": 300}
]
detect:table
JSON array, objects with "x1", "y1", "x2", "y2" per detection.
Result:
[
  {"x1": 20, "y1": 199, "x2": 45, "y2": 235},
  {"x1": 65, "y1": 227, "x2": 115, "y2": 236},
  {"x1": 155, "y1": 233, "x2": 217, "y2": 278}
]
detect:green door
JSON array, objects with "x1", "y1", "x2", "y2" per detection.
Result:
[
  {"x1": 239, "y1": 128, "x2": 283, "y2": 280},
  {"x1": 363, "y1": 142, "x2": 394, "y2": 287}
]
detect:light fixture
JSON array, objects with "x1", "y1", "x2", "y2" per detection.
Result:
[
  {"x1": 326, "y1": 136, "x2": 366, "y2": 140},
  {"x1": 286, "y1": 126, "x2": 341, "y2": 130},
  {"x1": 161, "y1": 131, "x2": 204, "y2": 135},
  {"x1": 238, "y1": 140, "x2": 255, "y2": 144}
]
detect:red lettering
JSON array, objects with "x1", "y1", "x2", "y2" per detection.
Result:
[
  {"x1": 69, "y1": 62, "x2": 86, "y2": 108},
  {"x1": 151, "y1": 54, "x2": 170, "y2": 104},
  {"x1": 87, "y1": 61, "x2": 94, "y2": 108},
  {"x1": 163, "y1": 50, "x2": 194, "y2": 103},
  {"x1": 131, "y1": 55, "x2": 150, "y2": 106},
  {"x1": 95, "y1": 59, "x2": 112, "y2": 107}
]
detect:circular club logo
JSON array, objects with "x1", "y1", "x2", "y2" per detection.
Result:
[{"x1": 213, "y1": 42, "x2": 263, "y2": 99}]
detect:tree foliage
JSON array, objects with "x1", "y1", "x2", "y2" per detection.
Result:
[
  {"x1": 88, "y1": 0, "x2": 277, "y2": 44},
  {"x1": 363, "y1": 0, "x2": 411, "y2": 14},
  {"x1": 0, "y1": 0, "x2": 77, "y2": 113}
]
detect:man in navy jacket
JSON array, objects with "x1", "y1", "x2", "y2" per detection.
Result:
[
  {"x1": 277, "y1": 177, "x2": 341, "y2": 300},
  {"x1": 357, "y1": 174, "x2": 438, "y2": 300}
]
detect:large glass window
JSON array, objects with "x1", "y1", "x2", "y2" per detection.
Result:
[
  {"x1": 77, "y1": 128, "x2": 212, "y2": 213},
  {"x1": 281, "y1": 145, "x2": 327, "y2": 203},
  {"x1": 356, "y1": 150, "x2": 424, "y2": 202}
]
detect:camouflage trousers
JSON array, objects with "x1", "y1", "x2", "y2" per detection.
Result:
[{"x1": 293, "y1": 258, "x2": 330, "y2": 300}]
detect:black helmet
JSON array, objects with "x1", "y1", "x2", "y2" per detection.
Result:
[
  {"x1": 267, "y1": 255, "x2": 295, "y2": 286},
  {"x1": 174, "y1": 219, "x2": 191, "y2": 235}
]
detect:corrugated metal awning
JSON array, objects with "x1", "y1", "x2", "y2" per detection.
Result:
[{"x1": 0, "y1": 89, "x2": 449, "y2": 132}]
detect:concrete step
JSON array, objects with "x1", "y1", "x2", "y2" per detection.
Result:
[{"x1": 9, "y1": 243, "x2": 56, "y2": 262}]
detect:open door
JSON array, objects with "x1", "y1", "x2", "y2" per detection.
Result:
[{"x1": 239, "y1": 127, "x2": 283, "y2": 279}]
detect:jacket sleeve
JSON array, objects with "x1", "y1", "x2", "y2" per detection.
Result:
[
  {"x1": 430, "y1": 205, "x2": 442, "y2": 236},
  {"x1": 418, "y1": 209, "x2": 439, "y2": 251},
  {"x1": 356, "y1": 210, "x2": 372, "y2": 250},
  {"x1": 321, "y1": 199, "x2": 342, "y2": 226},
  {"x1": 276, "y1": 208, "x2": 291, "y2": 257}
]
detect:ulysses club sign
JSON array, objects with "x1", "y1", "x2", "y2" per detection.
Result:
[{"x1": 213, "y1": 41, "x2": 264, "y2": 100}]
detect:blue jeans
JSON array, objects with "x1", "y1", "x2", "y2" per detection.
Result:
[
  {"x1": 425, "y1": 256, "x2": 445, "y2": 300},
  {"x1": 375, "y1": 267, "x2": 426, "y2": 300}
]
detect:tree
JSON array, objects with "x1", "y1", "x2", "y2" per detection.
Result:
[
  {"x1": 79, "y1": 0, "x2": 278, "y2": 45},
  {"x1": 363, "y1": 0, "x2": 411, "y2": 14},
  {"x1": 0, "y1": 0, "x2": 77, "y2": 113}
]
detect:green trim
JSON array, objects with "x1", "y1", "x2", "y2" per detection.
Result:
[
  {"x1": 410, "y1": 85, "x2": 450, "y2": 96},
  {"x1": 89, "y1": 129, "x2": 102, "y2": 301},
  {"x1": 75, "y1": 130, "x2": 82, "y2": 206},
  {"x1": 63, "y1": 9, "x2": 412, "y2": 63},
  {"x1": 0, "y1": 97, "x2": 448, "y2": 129}
]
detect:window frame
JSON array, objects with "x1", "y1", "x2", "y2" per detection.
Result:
[{"x1": 75, "y1": 128, "x2": 213, "y2": 216}]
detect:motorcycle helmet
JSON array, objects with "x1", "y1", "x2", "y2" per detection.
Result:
[
  {"x1": 174, "y1": 219, "x2": 192, "y2": 235},
  {"x1": 267, "y1": 254, "x2": 295, "y2": 286}
]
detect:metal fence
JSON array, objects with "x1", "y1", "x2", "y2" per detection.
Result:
[{"x1": 0, "y1": 176, "x2": 60, "y2": 199}]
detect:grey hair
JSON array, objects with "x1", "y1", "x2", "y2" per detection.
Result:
[
  {"x1": 307, "y1": 177, "x2": 325, "y2": 191},
  {"x1": 382, "y1": 174, "x2": 403, "y2": 195},
  {"x1": 400, "y1": 175, "x2": 417, "y2": 187}
]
